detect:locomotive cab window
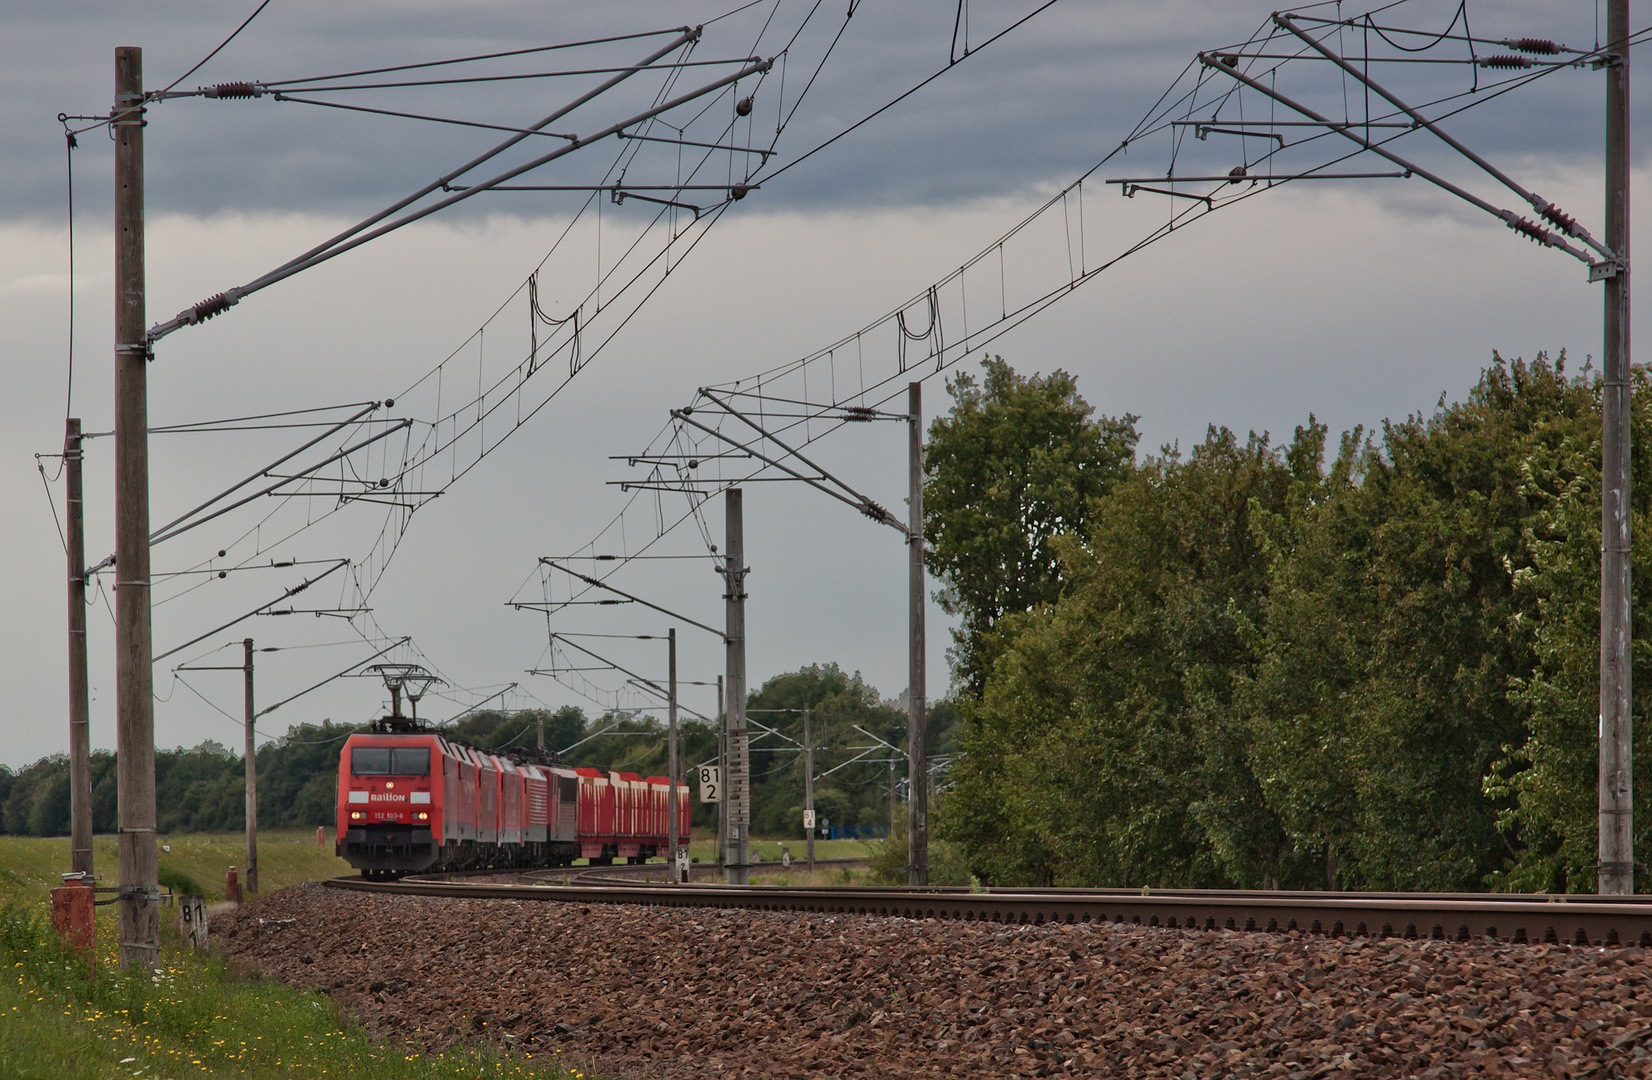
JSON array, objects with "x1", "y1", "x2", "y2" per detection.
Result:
[{"x1": 350, "y1": 747, "x2": 431, "y2": 775}]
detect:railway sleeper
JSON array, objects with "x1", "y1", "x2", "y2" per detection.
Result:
[{"x1": 327, "y1": 879, "x2": 1652, "y2": 947}]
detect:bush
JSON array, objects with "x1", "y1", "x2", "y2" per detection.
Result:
[
  {"x1": 866, "y1": 819, "x2": 975, "y2": 886},
  {"x1": 157, "y1": 865, "x2": 208, "y2": 900}
]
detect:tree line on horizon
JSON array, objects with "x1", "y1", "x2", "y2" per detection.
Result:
[{"x1": 0, "y1": 665, "x2": 958, "y2": 843}]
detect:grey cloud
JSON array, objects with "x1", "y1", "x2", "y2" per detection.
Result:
[{"x1": 12, "y1": 1, "x2": 1532, "y2": 223}]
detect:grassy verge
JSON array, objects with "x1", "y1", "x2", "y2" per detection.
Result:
[
  {"x1": 0, "y1": 903, "x2": 585, "y2": 1080},
  {"x1": 0, "y1": 832, "x2": 881, "y2": 902},
  {"x1": 0, "y1": 831, "x2": 350, "y2": 908},
  {"x1": 671, "y1": 837, "x2": 876, "y2": 865},
  {"x1": 752, "y1": 865, "x2": 878, "y2": 887}
]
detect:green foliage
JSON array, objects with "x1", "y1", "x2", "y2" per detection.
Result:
[
  {"x1": 865, "y1": 813, "x2": 974, "y2": 886},
  {"x1": 1241, "y1": 355, "x2": 1605, "y2": 891},
  {"x1": 448, "y1": 706, "x2": 587, "y2": 756},
  {"x1": 924, "y1": 355, "x2": 1139, "y2": 695},
  {"x1": 155, "y1": 865, "x2": 207, "y2": 900},
  {"x1": 2, "y1": 722, "x2": 358, "y2": 837},
  {"x1": 941, "y1": 422, "x2": 1305, "y2": 888},
  {"x1": 1485, "y1": 363, "x2": 1652, "y2": 892},
  {"x1": 939, "y1": 352, "x2": 1648, "y2": 894}
]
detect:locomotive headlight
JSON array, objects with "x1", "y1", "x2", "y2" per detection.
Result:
[
  {"x1": 350, "y1": 811, "x2": 364, "y2": 820},
  {"x1": 415, "y1": 811, "x2": 429, "y2": 821},
  {"x1": 386, "y1": 781, "x2": 395, "y2": 790}
]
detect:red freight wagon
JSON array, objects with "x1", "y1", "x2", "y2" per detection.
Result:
[
  {"x1": 615, "y1": 772, "x2": 642, "y2": 838},
  {"x1": 475, "y1": 750, "x2": 499, "y2": 844},
  {"x1": 523, "y1": 765, "x2": 549, "y2": 844},
  {"x1": 644, "y1": 776, "x2": 666, "y2": 838},
  {"x1": 457, "y1": 750, "x2": 477, "y2": 841},
  {"x1": 615, "y1": 770, "x2": 641, "y2": 860},
  {"x1": 646, "y1": 776, "x2": 691, "y2": 845},
  {"x1": 647, "y1": 774, "x2": 665, "y2": 838},
  {"x1": 636, "y1": 776, "x2": 655, "y2": 838},
  {"x1": 549, "y1": 767, "x2": 579, "y2": 842},
  {"x1": 442, "y1": 749, "x2": 469, "y2": 842},
  {"x1": 625, "y1": 772, "x2": 653, "y2": 834},
  {"x1": 494, "y1": 755, "x2": 523, "y2": 847},
  {"x1": 575, "y1": 768, "x2": 610, "y2": 860}
]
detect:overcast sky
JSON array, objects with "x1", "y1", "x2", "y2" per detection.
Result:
[{"x1": 2, "y1": 0, "x2": 1645, "y2": 769}]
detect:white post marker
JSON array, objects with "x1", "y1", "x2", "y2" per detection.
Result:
[
  {"x1": 675, "y1": 847, "x2": 691, "y2": 882},
  {"x1": 698, "y1": 765, "x2": 722, "y2": 802},
  {"x1": 177, "y1": 895, "x2": 209, "y2": 953}
]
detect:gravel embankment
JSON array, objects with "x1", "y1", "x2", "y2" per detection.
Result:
[{"x1": 216, "y1": 883, "x2": 1652, "y2": 1079}]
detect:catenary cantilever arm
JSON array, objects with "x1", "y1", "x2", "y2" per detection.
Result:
[
  {"x1": 1274, "y1": 13, "x2": 1612, "y2": 261},
  {"x1": 1197, "y1": 52, "x2": 1598, "y2": 268},
  {"x1": 672, "y1": 396, "x2": 908, "y2": 536},
  {"x1": 540, "y1": 559, "x2": 727, "y2": 641},
  {"x1": 149, "y1": 39, "x2": 773, "y2": 343}
]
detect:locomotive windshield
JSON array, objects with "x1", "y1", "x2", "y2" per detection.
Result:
[{"x1": 350, "y1": 747, "x2": 430, "y2": 776}]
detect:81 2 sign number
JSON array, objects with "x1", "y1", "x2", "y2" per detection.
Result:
[{"x1": 698, "y1": 765, "x2": 722, "y2": 803}]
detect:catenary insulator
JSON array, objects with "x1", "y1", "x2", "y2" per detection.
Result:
[
  {"x1": 1540, "y1": 204, "x2": 1578, "y2": 234},
  {"x1": 1478, "y1": 55, "x2": 1532, "y2": 69},
  {"x1": 1510, "y1": 217, "x2": 1551, "y2": 245},
  {"x1": 1509, "y1": 38, "x2": 1561, "y2": 55},
  {"x1": 207, "y1": 82, "x2": 262, "y2": 99},
  {"x1": 191, "y1": 293, "x2": 236, "y2": 323}
]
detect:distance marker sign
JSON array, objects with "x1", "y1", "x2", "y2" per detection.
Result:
[{"x1": 698, "y1": 765, "x2": 722, "y2": 802}]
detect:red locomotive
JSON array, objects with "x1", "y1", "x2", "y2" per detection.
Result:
[{"x1": 336, "y1": 715, "x2": 688, "y2": 878}]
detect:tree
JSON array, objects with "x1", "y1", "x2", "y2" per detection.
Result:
[
  {"x1": 939, "y1": 352, "x2": 1639, "y2": 894},
  {"x1": 451, "y1": 706, "x2": 586, "y2": 755},
  {"x1": 924, "y1": 357, "x2": 1137, "y2": 695},
  {"x1": 743, "y1": 664, "x2": 910, "y2": 837},
  {"x1": 1244, "y1": 356, "x2": 1596, "y2": 891},
  {"x1": 1484, "y1": 358, "x2": 1652, "y2": 892},
  {"x1": 938, "y1": 424, "x2": 1308, "y2": 887}
]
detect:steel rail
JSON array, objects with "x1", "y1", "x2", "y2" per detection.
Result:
[
  {"x1": 396, "y1": 856, "x2": 867, "y2": 884},
  {"x1": 325, "y1": 877, "x2": 1652, "y2": 947}
]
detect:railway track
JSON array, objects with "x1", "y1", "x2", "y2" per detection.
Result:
[
  {"x1": 398, "y1": 856, "x2": 865, "y2": 888},
  {"x1": 325, "y1": 876, "x2": 1652, "y2": 947}
]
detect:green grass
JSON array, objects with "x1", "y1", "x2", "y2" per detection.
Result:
[
  {"x1": 0, "y1": 831, "x2": 349, "y2": 907},
  {"x1": 753, "y1": 865, "x2": 878, "y2": 887},
  {"x1": 669, "y1": 837, "x2": 877, "y2": 865},
  {"x1": 0, "y1": 832, "x2": 877, "y2": 904},
  {"x1": 0, "y1": 904, "x2": 586, "y2": 1080}
]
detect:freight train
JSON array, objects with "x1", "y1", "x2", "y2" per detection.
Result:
[{"x1": 335, "y1": 718, "x2": 689, "y2": 878}]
